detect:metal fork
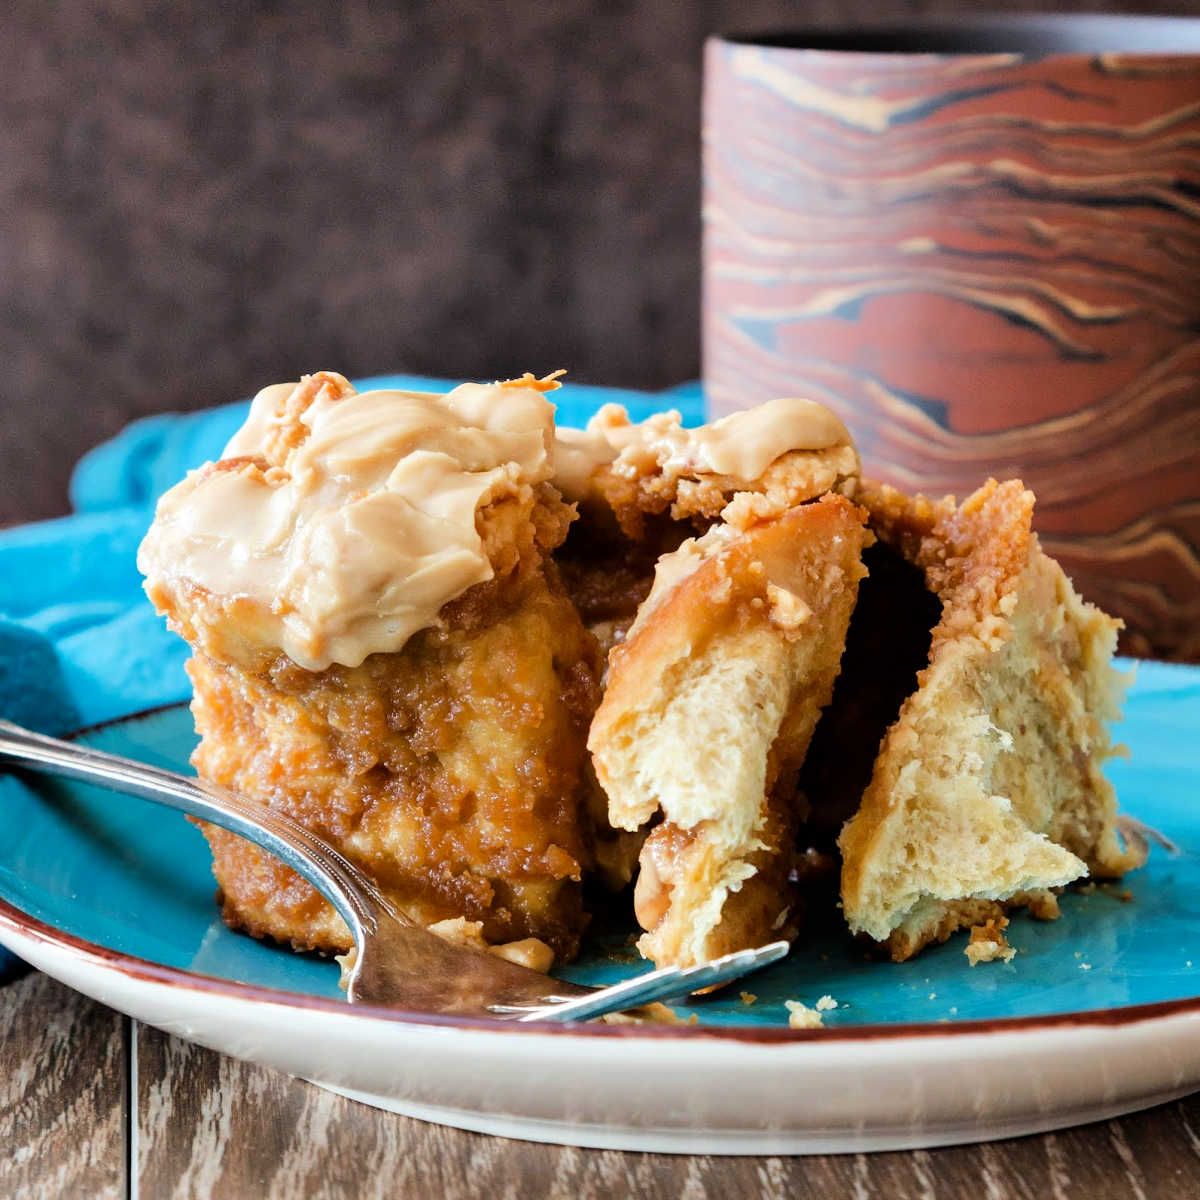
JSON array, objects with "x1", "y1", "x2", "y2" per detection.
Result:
[{"x1": 0, "y1": 719, "x2": 787, "y2": 1022}]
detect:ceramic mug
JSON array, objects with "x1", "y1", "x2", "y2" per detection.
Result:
[{"x1": 703, "y1": 17, "x2": 1200, "y2": 660}]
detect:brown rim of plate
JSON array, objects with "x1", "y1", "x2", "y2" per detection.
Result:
[{"x1": 1, "y1": 705, "x2": 1197, "y2": 1043}]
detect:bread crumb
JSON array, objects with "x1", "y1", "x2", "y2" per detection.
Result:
[
  {"x1": 740, "y1": 991, "x2": 757, "y2": 1006},
  {"x1": 766, "y1": 583, "x2": 812, "y2": 631},
  {"x1": 1118, "y1": 889, "x2": 1133, "y2": 903},
  {"x1": 1079, "y1": 962, "x2": 1092, "y2": 971},
  {"x1": 427, "y1": 918, "x2": 556, "y2": 974},
  {"x1": 928, "y1": 992, "x2": 937, "y2": 1000},
  {"x1": 965, "y1": 917, "x2": 1016, "y2": 966},
  {"x1": 602, "y1": 1003, "x2": 699, "y2": 1026},
  {"x1": 785, "y1": 1000, "x2": 824, "y2": 1029},
  {"x1": 815, "y1": 994, "x2": 838, "y2": 1012},
  {"x1": 427, "y1": 916, "x2": 489, "y2": 951},
  {"x1": 489, "y1": 937, "x2": 556, "y2": 974}
]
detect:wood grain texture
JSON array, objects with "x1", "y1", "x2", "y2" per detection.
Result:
[
  {"x1": 0, "y1": 973, "x2": 126, "y2": 1200},
  {"x1": 0, "y1": 980, "x2": 1192, "y2": 1196},
  {"x1": 703, "y1": 33, "x2": 1200, "y2": 660},
  {"x1": 134, "y1": 1019, "x2": 1200, "y2": 1199}
]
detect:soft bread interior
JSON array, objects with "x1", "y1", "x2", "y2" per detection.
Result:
[
  {"x1": 590, "y1": 494, "x2": 867, "y2": 968},
  {"x1": 837, "y1": 480, "x2": 1142, "y2": 960}
]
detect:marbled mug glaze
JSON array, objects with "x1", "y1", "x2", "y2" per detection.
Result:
[{"x1": 703, "y1": 19, "x2": 1200, "y2": 660}]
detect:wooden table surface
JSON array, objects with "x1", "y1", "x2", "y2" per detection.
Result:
[{"x1": 0, "y1": 968, "x2": 1195, "y2": 1198}]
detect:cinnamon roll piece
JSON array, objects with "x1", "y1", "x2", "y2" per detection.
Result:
[
  {"x1": 838, "y1": 479, "x2": 1144, "y2": 961},
  {"x1": 139, "y1": 371, "x2": 601, "y2": 965}
]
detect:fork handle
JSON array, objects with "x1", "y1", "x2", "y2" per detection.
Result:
[{"x1": 0, "y1": 718, "x2": 377, "y2": 947}]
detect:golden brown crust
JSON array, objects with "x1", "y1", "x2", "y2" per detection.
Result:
[{"x1": 183, "y1": 542, "x2": 602, "y2": 962}]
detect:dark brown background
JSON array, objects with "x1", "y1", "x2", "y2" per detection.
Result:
[{"x1": 3, "y1": 0, "x2": 1195, "y2": 526}]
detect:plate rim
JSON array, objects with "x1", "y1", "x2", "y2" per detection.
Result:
[
  {"x1": 2, "y1": 704, "x2": 1198, "y2": 1045},
  {"x1": 5, "y1": 895, "x2": 1200, "y2": 1044}
]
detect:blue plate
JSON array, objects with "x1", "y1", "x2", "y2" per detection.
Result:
[{"x1": 0, "y1": 659, "x2": 1198, "y2": 1029}]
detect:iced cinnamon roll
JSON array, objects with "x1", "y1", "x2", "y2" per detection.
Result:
[{"x1": 139, "y1": 371, "x2": 601, "y2": 964}]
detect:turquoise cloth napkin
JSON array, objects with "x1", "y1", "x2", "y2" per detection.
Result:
[{"x1": 0, "y1": 375, "x2": 701, "y2": 979}]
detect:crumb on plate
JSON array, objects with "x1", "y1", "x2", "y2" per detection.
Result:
[
  {"x1": 602, "y1": 1004, "x2": 700, "y2": 1026},
  {"x1": 964, "y1": 916, "x2": 1016, "y2": 966},
  {"x1": 785, "y1": 1000, "x2": 824, "y2": 1029}
]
